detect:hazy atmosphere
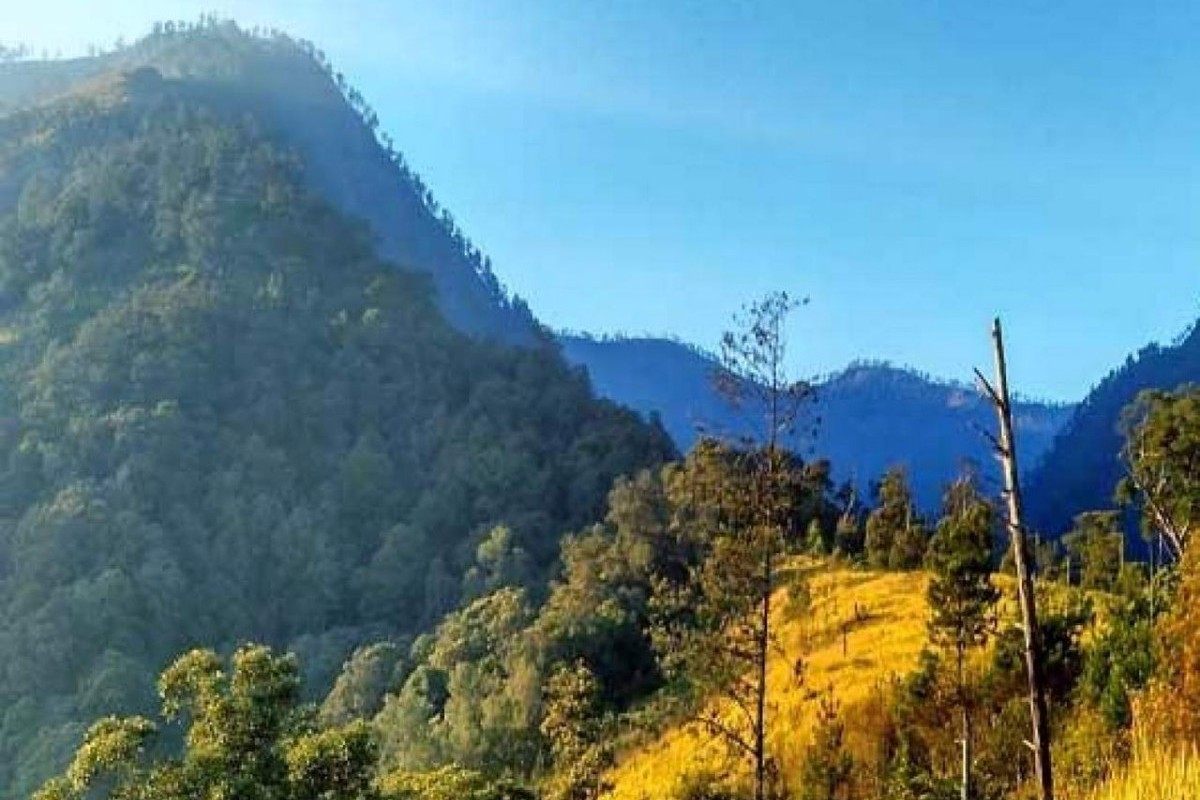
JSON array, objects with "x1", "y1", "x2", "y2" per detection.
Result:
[
  {"x1": 1, "y1": 5, "x2": 1198, "y2": 800},
  {"x1": 9, "y1": 1, "x2": 1200, "y2": 398}
]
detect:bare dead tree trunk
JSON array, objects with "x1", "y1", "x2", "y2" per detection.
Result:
[{"x1": 975, "y1": 317, "x2": 1054, "y2": 800}]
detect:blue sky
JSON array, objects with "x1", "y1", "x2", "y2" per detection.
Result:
[{"x1": 7, "y1": 1, "x2": 1200, "y2": 400}]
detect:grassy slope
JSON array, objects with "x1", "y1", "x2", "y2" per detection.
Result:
[
  {"x1": 606, "y1": 567, "x2": 932, "y2": 799},
  {"x1": 1079, "y1": 745, "x2": 1200, "y2": 800}
]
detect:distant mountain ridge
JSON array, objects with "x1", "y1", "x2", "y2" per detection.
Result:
[
  {"x1": 1025, "y1": 318, "x2": 1200, "y2": 536},
  {"x1": 560, "y1": 334, "x2": 1073, "y2": 509}
]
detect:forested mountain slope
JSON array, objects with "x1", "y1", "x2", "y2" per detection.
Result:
[
  {"x1": 1026, "y1": 320, "x2": 1200, "y2": 536},
  {"x1": 0, "y1": 47, "x2": 672, "y2": 796},
  {"x1": 561, "y1": 335, "x2": 1072, "y2": 508},
  {"x1": 0, "y1": 21, "x2": 536, "y2": 342}
]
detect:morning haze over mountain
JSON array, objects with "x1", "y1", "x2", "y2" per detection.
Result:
[{"x1": 0, "y1": 6, "x2": 1198, "y2": 800}]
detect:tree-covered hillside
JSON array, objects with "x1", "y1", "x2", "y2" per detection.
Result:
[
  {"x1": 0, "y1": 19, "x2": 537, "y2": 343},
  {"x1": 1026, "y1": 320, "x2": 1200, "y2": 537},
  {"x1": 560, "y1": 335, "x2": 1072, "y2": 509},
  {"x1": 0, "y1": 59, "x2": 672, "y2": 796}
]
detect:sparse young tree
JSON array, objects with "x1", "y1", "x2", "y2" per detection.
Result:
[
  {"x1": 926, "y1": 476, "x2": 1000, "y2": 800},
  {"x1": 798, "y1": 694, "x2": 854, "y2": 800},
  {"x1": 665, "y1": 292, "x2": 814, "y2": 800}
]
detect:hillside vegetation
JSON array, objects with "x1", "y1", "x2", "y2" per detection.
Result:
[
  {"x1": 6, "y1": 18, "x2": 1200, "y2": 800},
  {"x1": 1076, "y1": 745, "x2": 1200, "y2": 800},
  {"x1": 0, "y1": 43, "x2": 671, "y2": 796},
  {"x1": 606, "y1": 567, "x2": 931, "y2": 799},
  {"x1": 1026, "y1": 322, "x2": 1200, "y2": 538},
  {"x1": 0, "y1": 20, "x2": 536, "y2": 342}
]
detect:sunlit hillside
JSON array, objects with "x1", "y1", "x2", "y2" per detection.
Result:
[
  {"x1": 1076, "y1": 744, "x2": 1200, "y2": 800},
  {"x1": 605, "y1": 566, "x2": 933, "y2": 800}
]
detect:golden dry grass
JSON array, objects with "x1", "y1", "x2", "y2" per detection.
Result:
[
  {"x1": 604, "y1": 565, "x2": 932, "y2": 800},
  {"x1": 1076, "y1": 744, "x2": 1200, "y2": 800}
]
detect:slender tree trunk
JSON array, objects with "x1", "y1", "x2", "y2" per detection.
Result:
[
  {"x1": 961, "y1": 709, "x2": 971, "y2": 800},
  {"x1": 755, "y1": 546, "x2": 771, "y2": 800},
  {"x1": 959, "y1": 645, "x2": 970, "y2": 800},
  {"x1": 982, "y1": 318, "x2": 1054, "y2": 800}
]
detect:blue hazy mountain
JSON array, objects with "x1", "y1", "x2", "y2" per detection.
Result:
[{"x1": 560, "y1": 334, "x2": 1074, "y2": 509}]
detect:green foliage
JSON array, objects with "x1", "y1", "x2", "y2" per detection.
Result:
[
  {"x1": 379, "y1": 765, "x2": 536, "y2": 800},
  {"x1": 1118, "y1": 385, "x2": 1200, "y2": 557},
  {"x1": 832, "y1": 511, "x2": 865, "y2": 560},
  {"x1": 320, "y1": 643, "x2": 407, "y2": 727},
  {"x1": 1063, "y1": 511, "x2": 1125, "y2": 591},
  {"x1": 33, "y1": 645, "x2": 378, "y2": 800},
  {"x1": 539, "y1": 660, "x2": 613, "y2": 800},
  {"x1": 0, "y1": 64, "x2": 671, "y2": 793},
  {"x1": 464, "y1": 526, "x2": 533, "y2": 601},
  {"x1": 369, "y1": 459, "x2": 714, "y2": 783},
  {"x1": 675, "y1": 779, "x2": 746, "y2": 800},
  {"x1": 991, "y1": 591, "x2": 1093, "y2": 705},
  {"x1": 865, "y1": 468, "x2": 929, "y2": 570},
  {"x1": 926, "y1": 476, "x2": 1000, "y2": 658},
  {"x1": 374, "y1": 588, "x2": 541, "y2": 776},
  {"x1": 797, "y1": 695, "x2": 853, "y2": 800},
  {"x1": 881, "y1": 743, "x2": 958, "y2": 800}
]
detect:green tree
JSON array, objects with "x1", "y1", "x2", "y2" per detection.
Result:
[
  {"x1": 806, "y1": 518, "x2": 828, "y2": 556},
  {"x1": 463, "y1": 525, "x2": 532, "y2": 601},
  {"x1": 33, "y1": 645, "x2": 377, "y2": 800},
  {"x1": 798, "y1": 694, "x2": 854, "y2": 800},
  {"x1": 539, "y1": 660, "x2": 613, "y2": 800},
  {"x1": 1079, "y1": 593, "x2": 1158, "y2": 730},
  {"x1": 666, "y1": 292, "x2": 814, "y2": 800},
  {"x1": 926, "y1": 476, "x2": 1000, "y2": 800},
  {"x1": 375, "y1": 588, "x2": 540, "y2": 776},
  {"x1": 866, "y1": 468, "x2": 928, "y2": 570},
  {"x1": 833, "y1": 506, "x2": 865, "y2": 560},
  {"x1": 321, "y1": 642, "x2": 406, "y2": 727},
  {"x1": 1062, "y1": 511, "x2": 1124, "y2": 592},
  {"x1": 1118, "y1": 386, "x2": 1200, "y2": 558},
  {"x1": 379, "y1": 765, "x2": 536, "y2": 800}
]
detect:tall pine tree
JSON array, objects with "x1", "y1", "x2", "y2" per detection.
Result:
[{"x1": 926, "y1": 476, "x2": 1000, "y2": 800}]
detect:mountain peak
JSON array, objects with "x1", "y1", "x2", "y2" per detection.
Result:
[{"x1": 1, "y1": 18, "x2": 537, "y2": 344}]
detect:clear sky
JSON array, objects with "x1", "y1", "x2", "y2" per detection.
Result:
[{"x1": 7, "y1": 1, "x2": 1200, "y2": 400}]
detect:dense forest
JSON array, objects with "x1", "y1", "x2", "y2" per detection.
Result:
[
  {"x1": 0, "y1": 42, "x2": 672, "y2": 796},
  {"x1": 1, "y1": 17, "x2": 1199, "y2": 800}
]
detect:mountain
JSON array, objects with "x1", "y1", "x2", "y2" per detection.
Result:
[
  {"x1": 560, "y1": 335, "x2": 1073, "y2": 509},
  {"x1": 0, "y1": 23, "x2": 673, "y2": 796},
  {"x1": 0, "y1": 20, "x2": 536, "y2": 343},
  {"x1": 1025, "y1": 319, "x2": 1200, "y2": 537}
]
